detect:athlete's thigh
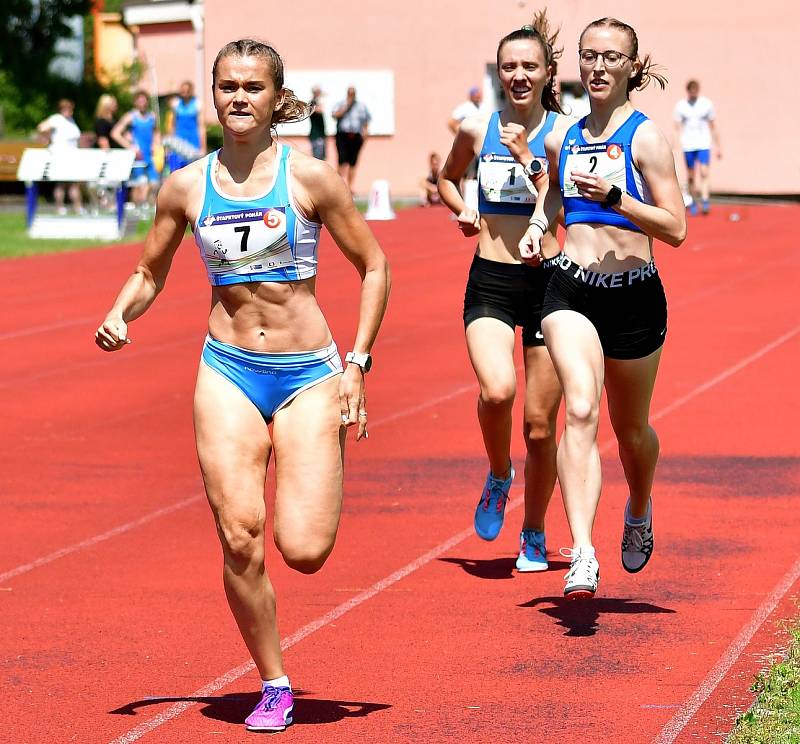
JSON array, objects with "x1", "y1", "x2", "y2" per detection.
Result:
[
  {"x1": 271, "y1": 375, "x2": 345, "y2": 546},
  {"x1": 542, "y1": 309, "x2": 604, "y2": 402},
  {"x1": 603, "y1": 348, "x2": 662, "y2": 432},
  {"x1": 465, "y1": 317, "x2": 517, "y2": 394},
  {"x1": 523, "y1": 344, "x2": 561, "y2": 424},
  {"x1": 194, "y1": 362, "x2": 271, "y2": 522}
]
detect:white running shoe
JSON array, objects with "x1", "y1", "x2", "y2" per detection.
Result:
[
  {"x1": 621, "y1": 499, "x2": 654, "y2": 573},
  {"x1": 561, "y1": 546, "x2": 599, "y2": 599}
]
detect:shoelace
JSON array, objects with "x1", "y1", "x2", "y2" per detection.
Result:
[
  {"x1": 482, "y1": 476, "x2": 509, "y2": 513},
  {"x1": 560, "y1": 548, "x2": 597, "y2": 585},
  {"x1": 622, "y1": 522, "x2": 652, "y2": 552},
  {"x1": 260, "y1": 686, "x2": 288, "y2": 711}
]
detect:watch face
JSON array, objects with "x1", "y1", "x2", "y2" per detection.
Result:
[
  {"x1": 529, "y1": 159, "x2": 543, "y2": 174},
  {"x1": 363, "y1": 355, "x2": 373, "y2": 372}
]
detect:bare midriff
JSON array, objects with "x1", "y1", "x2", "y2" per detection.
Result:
[
  {"x1": 563, "y1": 223, "x2": 655, "y2": 273},
  {"x1": 207, "y1": 276, "x2": 333, "y2": 353},
  {"x1": 476, "y1": 212, "x2": 561, "y2": 263}
]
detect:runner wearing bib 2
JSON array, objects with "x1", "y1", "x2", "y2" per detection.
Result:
[
  {"x1": 520, "y1": 17, "x2": 686, "y2": 600},
  {"x1": 439, "y1": 12, "x2": 573, "y2": 573}
]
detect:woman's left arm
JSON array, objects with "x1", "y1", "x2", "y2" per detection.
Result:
[
  {"x1": 571, "y1": 122, "x2": 687, "y2": 247},
  {"x1": 293, "y1": 155, "x2": 391, "y2": 439}
]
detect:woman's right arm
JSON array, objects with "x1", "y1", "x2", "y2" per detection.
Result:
[
  {"x1": 437, "y1": 117, "x2": 481, "y2": 237},
  {"x1": 95, "y1": 173, "x2": 190, "y2": 351},
  {"x1": 519, "y1": 128, "x2": 565, "y2": 261}
]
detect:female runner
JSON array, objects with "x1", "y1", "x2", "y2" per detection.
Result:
[
  {"x1": 438, "y1": 13, "x2": 571, "y2": 572},
  {"x1": 96, "y1": 39, "x2": 390, "y2": 731},
  {"x1": 521, "y1": 17, "x2": 686, "y2": 598}
]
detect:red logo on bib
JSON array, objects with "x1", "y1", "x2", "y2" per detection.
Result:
[
  {"x1": 264, "y1": 209, "x2": 282, "y2": 228},
  {"x1": 606, "y1": 144, "x2": 622, "y2": 159}
]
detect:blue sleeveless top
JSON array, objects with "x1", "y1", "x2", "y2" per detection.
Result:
[
  {"x1": 193, "y1": 144, "x2": 320, "y2": 286},
  {"x1": 174, "y1": 97, "x2": 200, "y2": 148},
  {"x1": 130, "y1": 111, "x2": 156, "y2": 163},
  {"x1": 478, "y1": 110, "x2": 557, "y2": 216},
  {"x1": 559, "y1": 110, "x2": 652, "y2": 232}
]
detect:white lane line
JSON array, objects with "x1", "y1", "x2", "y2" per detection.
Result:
[
  {"x1": 107, "y1": 516, "x2": 515, "y2": 744},
  {"x1": 651, "y1": 324, "x2": 800, "y2": 423},
  {"x1": 108, "y1": 323, "x2": 800, "y2": 742},
  {"x1": 0, "y1": 496, "x2": 203, "y2": 585},
  {"x1": 654, "y1": 556, "x2": 800, "y2": 743},
  {"x1": 0, "y1": 379, "x2": 477, "y2": 584}
]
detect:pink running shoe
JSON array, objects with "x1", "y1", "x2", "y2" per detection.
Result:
[{"x1": 245, "y1": 685, "x2": 293, "y2": 732}]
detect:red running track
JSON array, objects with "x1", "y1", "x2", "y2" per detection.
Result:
[{"x1": 1, "y1": 204, "x2": 799, "y2": 743}]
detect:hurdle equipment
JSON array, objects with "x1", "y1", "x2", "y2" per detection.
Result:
[{"x1": 17, "y1": 148, "x2": 136, "y2": 240}]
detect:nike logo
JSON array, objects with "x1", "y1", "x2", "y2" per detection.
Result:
[{"x1": 535, "y1": 331, "x2": 544, "y2": 339}]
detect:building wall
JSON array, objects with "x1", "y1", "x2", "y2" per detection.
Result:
[
  {"x1": 94, "y1": 13, "x2": 135, "y2": 87},
  {"x1": 135, "y1": 21, "x2": 196, "y2": 96},
  {"x1": 196, "y1": 0, "x2": 798, "y2": 196}
]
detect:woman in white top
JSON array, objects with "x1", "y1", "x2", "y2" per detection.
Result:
[{"x1": 36, "y1": 98, "x2": 83, "y2": 214}]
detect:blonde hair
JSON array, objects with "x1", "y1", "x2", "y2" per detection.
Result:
[
  {"x1": 94, "y1": 94, "x2": 117, "y2": 119},
  {"x1": 212, "y1": 39, "x2": 310, "y2": 125}
]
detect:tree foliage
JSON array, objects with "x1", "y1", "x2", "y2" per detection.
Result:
[{"x1": 0, "y1": 0, "x2": 93, "y2": 134}]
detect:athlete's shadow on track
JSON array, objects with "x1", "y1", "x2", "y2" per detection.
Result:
[
  {"x1": 520, "y1": 596, "x2": 676, "y2": 637},
  {"x1": 439, "y1": 556, "x2": 571, "y2": 579},
  {"x1": 110, "y1": 689, "x2": 391, "y2": 726}
]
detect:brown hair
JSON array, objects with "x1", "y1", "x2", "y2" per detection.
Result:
[
  {"x1": 580, "y1": 17, "x2": 668, "y2": 94},
  {"x1": 496, "y1": 9, "x2": 564, "y2": 113},
  {"x1": 212, "y1": 39, "x2": 310, "y2": 125}
]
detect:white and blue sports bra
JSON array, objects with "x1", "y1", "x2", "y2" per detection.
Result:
[{"x1": 193, "y1": 144, "x2": 320, "y2": 286}]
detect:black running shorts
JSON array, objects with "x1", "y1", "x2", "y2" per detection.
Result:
[
  {"x1": 541, "y1": 254, "x2": 667, "y2": 360},
  {"x1": 463, "y1": 255, "x2": 559, "y2": 347}
]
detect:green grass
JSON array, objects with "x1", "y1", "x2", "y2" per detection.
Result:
[
  {"x1": 728, "y1": 621, "x2": 800, "y2": 743},
  {"x1": 0, "y1": 210, "x2": 151, "y2": 259}
]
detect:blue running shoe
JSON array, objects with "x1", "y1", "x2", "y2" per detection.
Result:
[
  {"x1": 516, "y1": 529, "x2": 548, "y2": 572},
  {"x1": 688, "y1": 201, "x2": 698, "y2": 216},
  {"x1": 474, "y1": 466, "x2": 514, "y2": 541}
]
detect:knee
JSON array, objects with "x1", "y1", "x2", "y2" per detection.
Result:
[
  {"x1": 523, "y1": 413, "x2": 556, "y2": 446},
  {"x1": 216, "y1": 510, "x2": 265, "y2": 569},
  {"x1": 479, "y1": 381, "x2": 515, "y2": 408},
  {"x1": 615, "y1": 423, "x2": 657, "y2": 453},
  {"x1": 564, "y1": 396, "x2": 599, "y2": 430},
  {"x1": 277, "y1": 535, "x2": 335, "y2": 575}
]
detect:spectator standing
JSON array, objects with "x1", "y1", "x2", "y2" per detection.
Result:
[
  {"x1": 333, "y1": 86, "x2": 371, "y2": 192},
  {"x1": 36, "y1": 98, "x2": 84, "y2": 215},
  {"x1": 308, "y1": 85, "x2": 327, "y2": 160},
  {"x1": 673, "y1": 79, "x2": 721, "y2": 215}
]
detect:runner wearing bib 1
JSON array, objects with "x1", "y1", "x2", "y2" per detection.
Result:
[{"x1": 438, "y1": 14, "x2": 570, "y2": 573}]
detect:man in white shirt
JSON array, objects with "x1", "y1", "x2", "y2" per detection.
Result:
[
  {"x1": 448, "y1": 86, "x2": 483, "y2": 134},
  {"x1": 673, "y1": 80, "x2": 721, "y2": 215},
  {"x1": 447, "y1": 86, "x2": 483, "y2": 210},
  {"x1": 36, "y1": 98, "x2": 84, "y2": 215}
]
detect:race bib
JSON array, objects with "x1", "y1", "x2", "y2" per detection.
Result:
[
  {"x1": 479, "y1": 155, "x2": 540, "y2": 205},
  {"x1": 198, "y1": 207, "x2": 293, "y2": 276},
  {"x1": 562, "y1": 142, "x2": 626, "y2": 198}
]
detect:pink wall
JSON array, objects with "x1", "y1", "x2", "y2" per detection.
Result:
[
  {"x1": 136, "y1": 22, "x2": 196, "y2": 96},
  {"x1": 200, "y1": 1, "x2": 799, "y2": 196}
]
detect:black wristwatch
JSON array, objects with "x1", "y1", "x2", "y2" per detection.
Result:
[
  {"x1": 523, "y1": 158, "x2": 544, "y2": 180},
  {"x1": 603, "y1": 185, "x2": 623, "y2": 208}
]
